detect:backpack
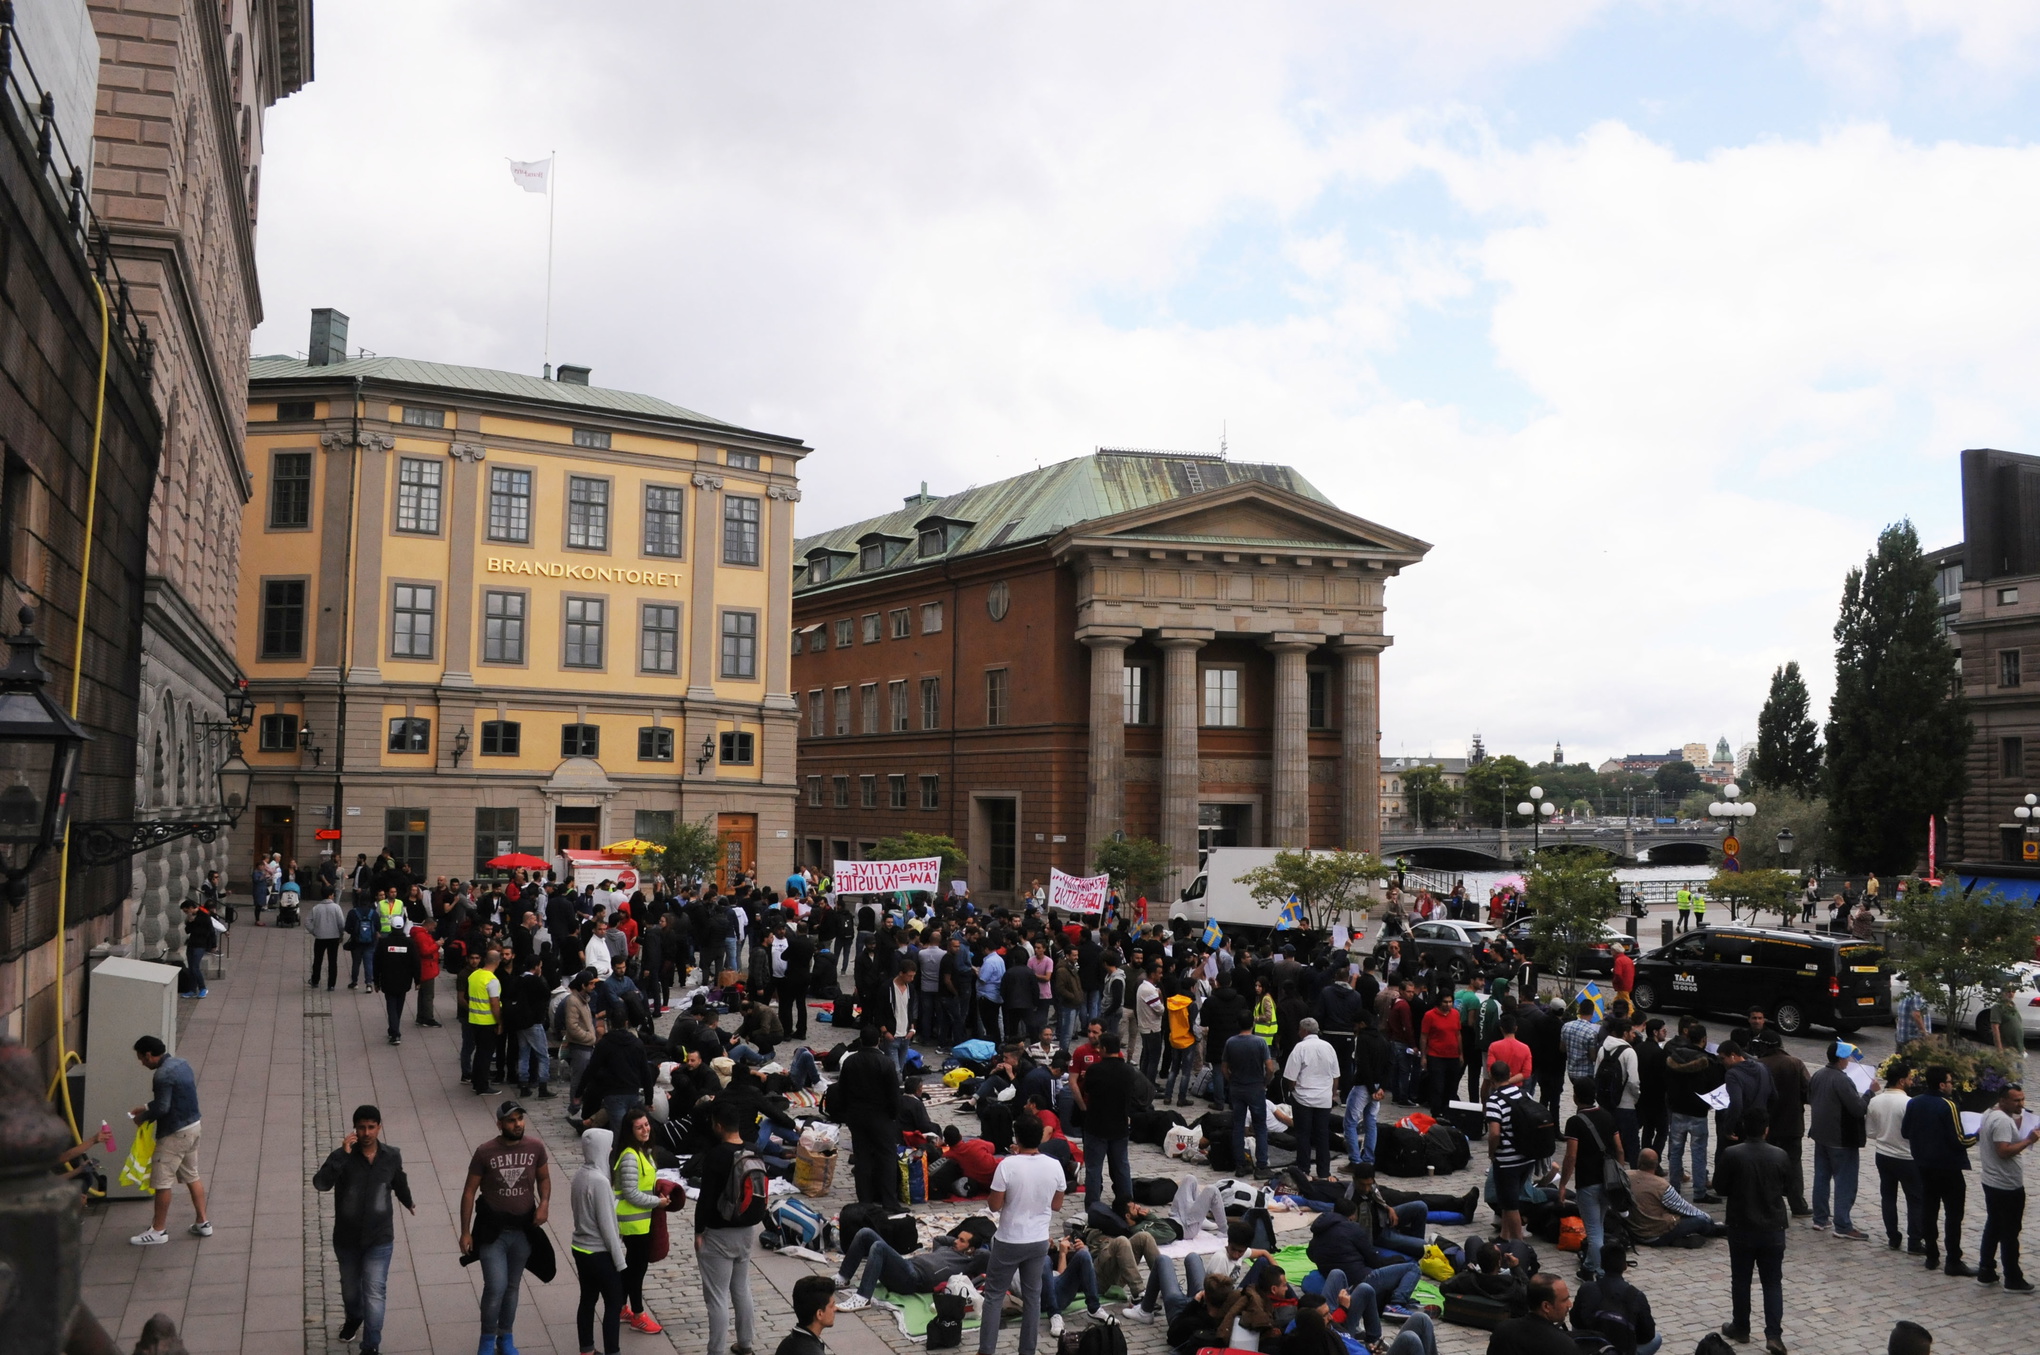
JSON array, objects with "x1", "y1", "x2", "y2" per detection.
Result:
[
  {"x1": 717, "y1": 1146, "x2": 770, "y2": 1227},
  {"x1": 347, "y1": 910, "x2": 374, "y2": 948},
  {"x1": 1593, "y1": 1046, "x2": 1629, "y2": 1114},
  {"x1": 1076, "y1": 1318, "x2": 1127, "y2": 1355},
  {"x1": 1505, "y1": 1090, "x2": 1558, "y2": 1160},
  {"x1": 1475, "y1": 996, "x2": 1502, "y2": 1045},
  {"x1": 1578, "y1": 1113, "x2": 1634, "y2": 1215},
  {"x1": 929, "y1": 1291, "x2": 968, "y2": 1351}
]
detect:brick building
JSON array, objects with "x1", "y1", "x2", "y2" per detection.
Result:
[
  {"x1": 0, "y1": 6, "x2": 164, "y2": 1064},
  {"x1": 89, "y1": 0, "x2": 312, "y2": 956},
  {"x1": 790, "y1": 450, "x2": 1427, "y2": 905}
]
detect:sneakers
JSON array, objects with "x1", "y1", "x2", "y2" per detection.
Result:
[
  {"x1": 1088, "y1": 1310, "x2": 1117, "y2": 1326},
  {"x1": 834, "y1": 1274, "x2": 855, "y2": 1290},
  {"x1": 129, "y1": 1229, "x2": 169, "y2": 1246},
  {"x1": 1834, "y1": 1228, "x2": 1868, "y2": 1241},
  {"x1": 628, "y1": 1311, "x2": 662, "y2": 1335},
  {"x1": 1120, "y1": 1304, "x2": 1158, "y2": 1324},
  {"x1": 2007, "y1": 1279, "x2": 2036, "y2": 1293},
  {"x1": 1049, "y1": 1315, "x2": 1064, "y2": 1338},
  {"x1": 1807, "y1": 1221, "x2": 1827, "y2": 1232},
  {"x1": 339, "y1": 1317, "x2": 362, "y2": 1340},
  {"x1": 1979, "y1": 1270, "x2": 2001, "y2": 1286},
  {"x1": 836, "y1": 1294, "x2": 870, "y2": 1312},
  {"x1": 1947, "y1": 1260, "x2": 1977, "y2": 1277},
  {"x1": 188, "y1": 1220, "x2": 212, "y2": 1237}
]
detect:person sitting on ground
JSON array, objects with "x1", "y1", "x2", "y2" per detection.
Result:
[
  {"x1": 1625, "y1": 1149, "x2": 1726, "y2": 1247},
  {"x1": 1039, "y1": 1234, "x2": 1116, "y2": 1338},
  {"x1": 831, "y1": 1220, "x2": 990, "y2": 1311},
  {"x1": 1440, "y1": 1242, "x2": 1529, "y2": 1316},
  {"x1": 1081, "y1": 1197, "x2": 1172, "y2": 1315},
  {"x1": 897, "y1": 1075, "x2": 938, "y2": 1137},
  {"x1": 1571, "y1": 1245, "x2": 1658, "y2": 1355},
  {"x1": 1166, "y1": 1274, "x2": 1240, "y2": 1355},
  {"x1": 1235, "y1": 1263, "x2": 1301, "y2": 1355},
  {"x1": 1486, "y1": 1273, "x2": 1580, "y2": 1355},
  {"x1": 1348, "y1": 1161, "x2": 1432, "y2": 1259},
  {"x1": 938, "y1": 1123, "x2": 1003, "y2": 1196},
  {"x1": 1307, "y1": 1189, "x2": 1423, "y2": 1314},
  {"x1": 733, "y1": 999, "x2": 783, "y2": 1060}
]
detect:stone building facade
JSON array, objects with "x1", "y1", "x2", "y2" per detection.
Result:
[
  {"x1": 237, "y1": 333, "x2": 808, "y2": 890},
  {"x1": 0, "y1": 8, "x2": 162, "y2": 1064},
  {"x1": 791, "y1": 451, "x2": 1427, "y2": 905},
  {"x1": 88, "y1": 0, "x2": 312, "y2": 955}
]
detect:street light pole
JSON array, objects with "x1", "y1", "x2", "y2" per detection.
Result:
[{"x1": 1516, "y1": 785, "x2": 1555, "y2": 864}]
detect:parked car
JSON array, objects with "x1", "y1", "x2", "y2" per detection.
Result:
[
  {"x1": 1502, "y1": 918, "x2": 1629, "y2": 978},
  {"x1": 1890, "y1": 962, "x2": 2040, "y2": 1045},
  {"x1": 1631, "y1": 925, "x2": 1889, "y2": 1035},
  {"x1": 1374, "y1": 920, "x2": 1500, "y2": 979}
]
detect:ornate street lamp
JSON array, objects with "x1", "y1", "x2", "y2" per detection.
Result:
[
  {"x1": 452, "y1": 725, "x2": 471, "y2": 767},
  {"x1": 1709, "y1": 782, "x2": 1758, "y2": 882},
  {"x1": 0, "y1": 611, "x2": 87, "y2": 905},
  {"x1": 1775, "y1": 826, "x2": 1795, "y2": 866},
  {"x1": 1516, "y1": 784, "x2": 1556, "y2": 858},
  {"x1": 695, "y1": 734, "x2": 715, "y2": 775}
]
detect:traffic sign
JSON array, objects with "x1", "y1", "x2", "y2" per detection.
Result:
[
  {"x1": 314, "y1": 829, "x2": 342, "y2": 841},
  {"x1": 1722, "y1": 836, "x2": 1740, "y2": 856},
  {"x1": 2024, "y1": 839, "x2": 2038, "y2": 862}
]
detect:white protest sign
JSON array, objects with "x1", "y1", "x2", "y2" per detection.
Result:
[
  {"x1": 1844, "y1": 1063, "x2": 1875, "y2": 1096},
  {"x1": 1699, "y1": 1085, "x2": 1733, "y2": 1112},
  {"x1": 1962, "y1": 1111, "x2": 1986, "y2": 1137},
  {"x1": 1048, "y1": 867, "x2": 1111, "y2": 914},
  {"x1": 832, "y1": 857, "x2": 941, "y2": 894}
]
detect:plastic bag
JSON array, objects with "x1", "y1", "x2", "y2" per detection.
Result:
[
  {"x1": 118, "y1": 1120, "x2": 156, "y2": 1189},
  {"x1": 1418, "y1": 1243, "x2": 1455, "y2": 1281}
]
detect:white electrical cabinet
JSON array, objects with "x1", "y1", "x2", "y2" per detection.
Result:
[{"x1": 83, "y1": 956, "x2": 180, "y2": 1199}]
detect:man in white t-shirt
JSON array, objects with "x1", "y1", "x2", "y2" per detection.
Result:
[{"x1": 979, "y1": 1115, "x2": 1105, "y2": 1355}]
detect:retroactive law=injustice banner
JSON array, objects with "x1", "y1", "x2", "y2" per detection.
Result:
[
  {"x1": 833, "y1": 857, "x2": 941, "y2": 894},
  {"x1": 1049, "y1": 867, "x2": 1111, "y2": 914}
]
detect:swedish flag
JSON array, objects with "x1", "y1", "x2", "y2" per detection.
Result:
[
  {"x1": 1580, "y1": 981, "x2": 1606, "y2": 1021},
  {"x1": 1276, "y1": 895, "x2": 1303, "y2": 931},
  {"x1": 1202, "y1": 918, "x2": 1223, "y2": 949}
]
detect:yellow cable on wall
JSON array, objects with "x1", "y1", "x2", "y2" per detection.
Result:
[{"x1": 48, "y1": 274, "x2": 112, "y2": 1143}]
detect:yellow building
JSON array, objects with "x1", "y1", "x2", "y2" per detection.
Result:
[{"x1": 235, "y1": 311, "x2": 807, "y2": 887}]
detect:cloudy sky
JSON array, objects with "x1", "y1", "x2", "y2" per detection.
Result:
[{"x1": 248, "y1": 2, "x2": 2040, "y2": 767}]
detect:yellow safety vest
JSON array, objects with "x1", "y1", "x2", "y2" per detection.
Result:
[
  {"x1": 1253, "y1": 996, "x2": 1279, "y2": 1039},
  {"x1": 376, "y1": 898, "x2": 404, "y2": 932},
  {"x1": 1691, "y1": 893, "x2": 1707, "y2": 916},
  {"x1": 1676, "y1": 890, "x2": 1692, "y2": 912},
  {"x1": 466, "y1": 968, "x2": 499, "y2": 1025},
  {"x1": 614, "y1": 1146, "x2": 656, "y2": 1236}
]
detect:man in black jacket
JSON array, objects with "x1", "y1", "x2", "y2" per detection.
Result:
[
  {"x1": 839, "y1": 1025, "x2": 904, "y2": 1207},
  {"x1": 1715, "y1": 1107, "x2": 1792, "y2": 1353},
  {"x1": 1572, "y1": 1246, "x2": 1655, "y2": 1354},
  {"x1": 1074, "y1": 1033, "x2": 1135, "y2": 1206},
  {"x1": 780, "y1": 924, "x2": 815, "y2": 1038},
  {"x1": 1200, "y1": 977, "x2": 1250, "y2": 1109},
  {"x1": 312, "y1": 1105, "x2": 415, "y2": 1353},
  {"x1": 504, "y1": 953, "x2": 553, "y2": 1099},
  {"x1": 372, "y1": 925, "x2": 417, "y2": 1046},
  {"x1": 776, "y1": 1275, "x2": 839, "y2": 1355}
]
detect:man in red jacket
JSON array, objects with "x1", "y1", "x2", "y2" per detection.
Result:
[{"x1": 1612, "y1": 944, "x2": 1635, "y2": 1000}]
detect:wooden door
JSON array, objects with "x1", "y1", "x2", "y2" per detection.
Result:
[{"x1": 716, "y1": 813, "x2": 757, "y2": 893}]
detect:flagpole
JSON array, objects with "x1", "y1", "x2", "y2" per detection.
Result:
[{"x1": 543, "y1": 150, "x2": 556, "y2": 373}]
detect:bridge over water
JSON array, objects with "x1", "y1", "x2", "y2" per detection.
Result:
[{"x1": 1379, "y1": 824, "x2": 1729, "y2": 868}]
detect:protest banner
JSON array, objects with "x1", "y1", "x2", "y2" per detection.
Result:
[
  {"x1": 832, "y1": 857, "x2": 941, "y2": 894},
  {"x1": 1048, "y1": 867, "x2": 1111, "y2": 914}
]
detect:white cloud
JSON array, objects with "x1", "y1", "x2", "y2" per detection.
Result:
[{"x1": 247, "y1": 2, "x2": 2040, "y2": 769}]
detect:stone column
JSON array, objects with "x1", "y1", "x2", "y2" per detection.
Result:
[
  {"x1": 1338, "y1": 638, "x2": 1387, "y2": 856},
  {"x1": 1266, "y1": 635, "x2": 1315, "y2": 848},
  {"x1": 1157, "y1": 630, "x2": 1211, "y2": 896},
  {"x1": 1080, "y1": 628, "x2": 1140, "y2": 868}
]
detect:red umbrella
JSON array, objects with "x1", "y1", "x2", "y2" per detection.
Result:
[{"x1": 486, "y1": 852, "x2": 551, "y2": 871}]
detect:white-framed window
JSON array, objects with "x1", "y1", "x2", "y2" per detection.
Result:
[{"x1": 1203, "y1": 667, "x2": 1241, "y2": 727}]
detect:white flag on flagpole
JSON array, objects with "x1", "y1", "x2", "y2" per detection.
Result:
[{"x1": 509, "y1": 159, "x2": 550, "y2": 194}]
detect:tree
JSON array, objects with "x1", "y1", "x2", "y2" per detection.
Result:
[
  {"x1": 1524, "y1": 855, "x2": 1621, "y2": 993},
  {"x1": 1705, "y1": 868, "x2": 1799, "y2": 927},
  {"x1": 1463, "y1": 754, "x2": 1533, "y2": 826},
  {"x1": 1750, "y1": 662, "x2": 1822, "y2": 796},
  {"x1": 1752, "y1": 793, "x2": 1832, "y2": 878},
  {"x1": 1232, "y1": 849, "x2": 1388, "y2": 933},
  {"x1": 1653, "y1": 760, "x2": 1701, "y2": 800},
  {"x1": 869, "y1": 832, "x2": 969, "y2": 885},
  {"x1": 1885, "y1": 884, "x2": 2035, "y2": 1034},
  {"x1": 644, "y1": 818, "x2": 720, "y2": 885},
  {"x1": 1824, "y1": 521, "x2": 1971, "y2": 874},
  {"x1": 1093, "y1": 835, "x2": 1169, "y2": 901},
  {"x1": 1399, "y1": 765, "x2": 1456, "y2": 827}
]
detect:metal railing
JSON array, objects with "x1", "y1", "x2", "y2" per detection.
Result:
[{"x1": 0, "y1": 1, "x2": 153, "y2": 381}]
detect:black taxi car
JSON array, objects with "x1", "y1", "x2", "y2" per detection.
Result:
[{"x1": 1630, "y1": 925, "x2": 1889, "y2": 1036}]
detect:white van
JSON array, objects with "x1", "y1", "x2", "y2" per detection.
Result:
[{"x1": 1171, "y1": 847, "x2": 1348, "y2": 936}]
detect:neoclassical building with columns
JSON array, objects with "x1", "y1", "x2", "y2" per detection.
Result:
[{"x1": 790, "y1": 449, "x2": 1428, "y2": 905}]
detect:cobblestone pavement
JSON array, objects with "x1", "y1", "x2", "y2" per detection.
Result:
[{"x1": 69, "y1": 905, "x2": 2040, "y2": 1355}]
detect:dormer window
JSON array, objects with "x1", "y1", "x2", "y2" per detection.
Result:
[
  {"x1": 919, "y1": 525, "x2": 948, "y2": 557},
  {"x1": 914, "y1": 514, "x2": 974, "y2": 559},
  {"x1": 808, "y1": 555, "x2": 831, "y2": 584},
  {"x1": 804, "y1": 548, "x2": 852, "y2": 585},
  {"x1": 857, "y1": 534, "x2": 908, "y2": 572}
]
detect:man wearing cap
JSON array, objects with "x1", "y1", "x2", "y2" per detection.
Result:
[
  {"x1": 1808, "y1": 1041, "x2": 1877, "y2": 1241},
  {"x1": 460, "y1": 1101, "x2": 552, "y2": 1355}
]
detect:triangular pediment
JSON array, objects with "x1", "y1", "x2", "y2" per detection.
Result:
[{"x1": 1061, "y1": 479, "x2": 1429, "y2": 559}]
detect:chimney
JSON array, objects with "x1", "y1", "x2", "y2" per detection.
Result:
[
  {"x1": 556, "y1": 364, "x2": 591, "y2": 386},
  {"x1": 308, "y1": 308, "x2": 349, "y2": 366}
]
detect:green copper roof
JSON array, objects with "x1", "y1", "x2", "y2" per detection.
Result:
[
  {"x1": 247, "y1": 354, "x2": 785, "y2": 438},
  {"x1": 795, "y1": 451, "x2": 1337, "y2": 593}
]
